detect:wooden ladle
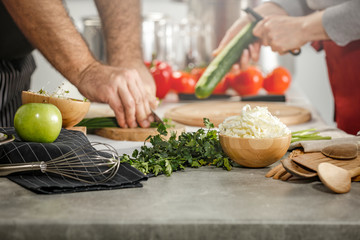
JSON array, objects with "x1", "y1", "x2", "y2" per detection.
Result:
[
  {"x1": 281, "y1": 158, "x2": 317, "y2": 178},
  {"x1": 318, "y1": 162, "x2": 360, "y2": 193},
  {"x1": 321, "y1": 143, "x2": 358, "y2": 160}
]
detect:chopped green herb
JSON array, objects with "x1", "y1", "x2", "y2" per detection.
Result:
[
  {"x1": 150, "y1": 118, "x2": 175, "y2": 129},
  {"x1": 120, "y1": 118, "x2": 232, "y2": 176},
  {"x1": 38, "y1": 89, "x2": 47, "y2": 95}
]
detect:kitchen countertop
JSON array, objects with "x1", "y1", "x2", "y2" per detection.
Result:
[{"x1": 1, "y1": 85, "x2": 360, "y2": 240}]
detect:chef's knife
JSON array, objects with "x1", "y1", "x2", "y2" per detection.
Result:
[
  {"x1": 151, "y1": 109, "x2": 164, "y2": 125},
  {"x1": 244, "y1": 7, "x2": 301, "y2": 56}
]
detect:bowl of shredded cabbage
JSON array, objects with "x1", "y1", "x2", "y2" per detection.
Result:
[{"x1": 219, "y1": 104, "x2": 291, "y2": 168}]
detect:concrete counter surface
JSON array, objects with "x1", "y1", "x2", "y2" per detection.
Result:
[
  {"x1": 1, "y1": 86, "x2": 358, "y2": 239},
  {"x1": 1, "y1": 166, "x2": 360, "y2": 240}
]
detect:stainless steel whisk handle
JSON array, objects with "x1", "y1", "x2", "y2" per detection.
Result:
[{"x1": 0, "y1": 162, "x2": 44, "y2": 176}]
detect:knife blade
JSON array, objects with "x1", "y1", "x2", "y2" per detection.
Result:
[
  {"x1": 151, "y1": 109, "x2": 164, "y2": 125},
  {"x1": 244, "y1": 7, "x2": 301, "y2": 56},
  {"x1": 241, "y1": 94, "x2": 286, "y2": 102}
]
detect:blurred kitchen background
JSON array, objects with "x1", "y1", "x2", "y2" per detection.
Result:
[{"x1": 30, "y1": 0, "x2": 335, "y2": 126}]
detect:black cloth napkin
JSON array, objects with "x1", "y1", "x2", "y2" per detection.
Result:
[{"x1": 0, "y1": 127, "x2": 147, "y2": 194}]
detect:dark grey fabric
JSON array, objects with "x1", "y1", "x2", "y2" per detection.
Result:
[
  {"x1": 0, "y1": 127, "x2": 147, "y2": 194},
  {"x1": 0, "y1": 2, "x2": 34, "y2": 59},
  {"x1": 0, "y1": 55, "x2": 35, "y2": 127}
]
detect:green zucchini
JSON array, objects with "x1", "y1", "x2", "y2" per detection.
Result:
[{"x1": 195, "y1": 22, "x2": 257, "y2": 99}]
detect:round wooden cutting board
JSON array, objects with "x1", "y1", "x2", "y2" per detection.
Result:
[{"x1": 164, "y1": 101, "x2": 311, "y2": 127}]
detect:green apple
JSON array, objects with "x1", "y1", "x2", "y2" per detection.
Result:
[{"x1": 14, "y1": 103, "x2": 62, "y2": 143}]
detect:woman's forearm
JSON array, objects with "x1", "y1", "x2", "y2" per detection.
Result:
[{"x1": 302, "y1": 11, "x2": 330, "y2": 43}]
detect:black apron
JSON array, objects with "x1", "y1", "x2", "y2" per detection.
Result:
[{"x1": 0, "y1": 55, "x2": 35, "y2": 127}]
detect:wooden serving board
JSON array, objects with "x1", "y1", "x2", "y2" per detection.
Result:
[
  {"x1": 93, "y1": 124, "x2": 185, "y2": 142},
  {"x1": 292, "y1": 152, "x2": 360, "y2": 181},
  {"x1": 66, "y1": 126, "x2": 87, "y2": 135},
  {"x1": 164, "y1": 101, "x2": 311, "y2": 127}
]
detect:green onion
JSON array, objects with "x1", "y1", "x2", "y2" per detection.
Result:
[
  {"x1": 291, "y1": 128, "x2": 331, "y2": 143},
  {"x1": 76, "y1": 117, "x2": 175, "y2": 129},
  {"x1": 76, "y1": 117, "x2": 119, "y2": 128}
]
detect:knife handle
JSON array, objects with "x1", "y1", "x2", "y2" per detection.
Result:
[{"x1": 289, "y1": 48, "x2": 301, "y2": 56}]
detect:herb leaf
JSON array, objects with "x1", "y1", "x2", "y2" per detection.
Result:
[{"x1": 120, "y1": 118, "x2": 232, "y2": 176}]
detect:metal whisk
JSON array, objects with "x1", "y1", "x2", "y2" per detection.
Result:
[{"x1": 0, "y1": 142, "x2": 121, "y2": 184}]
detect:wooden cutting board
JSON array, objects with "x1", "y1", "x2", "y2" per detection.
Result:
[
  {"x1": 292, "y1": 152, "x2": 360, "y2": 181},
  {"x1": 292, "y1": 152, "x2": 360, "y2": 171},
  {"x1": 164, "y1": 101, "x2": 311, "y2": 127},
  {"x1": 93, "y1": 124, "x2": 185, "y2": 142}
]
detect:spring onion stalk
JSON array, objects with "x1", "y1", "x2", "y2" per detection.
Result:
[
  {"x1": 291, "y1": 128, "x2": 331, "y2": 143},
  {"x1": 76, "y1": 117, "x2": 119, "y2": 128},
  {"x1": 76, "y1": 117, "x2": 175, "y2": 129}
]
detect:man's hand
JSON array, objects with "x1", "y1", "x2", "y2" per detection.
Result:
[
  {"x1": 95, "y1": 0, "x2": 158, "y2": 127},
  {"x1": 78, "y1": 61, "x2": 156, "y2": 128}
]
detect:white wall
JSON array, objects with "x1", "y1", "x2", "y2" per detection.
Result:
[
  {"x1": 30, "y1": 0, "x2": 335, "y2": 126},
  {"x1": 293, "y1": 44, "x2": 335, "y2": 127}
]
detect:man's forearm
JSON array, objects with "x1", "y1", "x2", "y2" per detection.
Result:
[
  {"x1": 95, "y1": 0, "x2": 143, "y2": 66},
  {"x1": 2, "y1": 0, "x2": 96, "y2": 86}
]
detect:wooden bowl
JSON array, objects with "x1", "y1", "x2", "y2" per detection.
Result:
[
  {"x1": 22, "y1": 91, "x2": 90, "y2": 128},
  {"x1": 219, "y1": 134, "x2": 291, "y2": 168}
]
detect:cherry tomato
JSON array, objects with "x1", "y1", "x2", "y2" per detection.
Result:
[
  {"x1": 190, "y1": 67, "x2": 206, "y2": 81},
  {"x1": 148, "y1": 60, "x2": 172, "y2": 99},
  {"x1": 223, "y1": 66, "x2": 241, "y2": 94},
  {"x1": 263, "y1": 67, "x2": 292, "y2": 94},
  {"x1": 171, "y1": 71, "x2": 197, "y2": 94},
  {"x1": 229, "y1": 66, "x2": 263, "y2": 96},
  {"x1": 212, "y1": 76, "x2": 228, "y2": 94},
  {"x1": 144, "y1": 61, "x2": 151, "y2": 68}
]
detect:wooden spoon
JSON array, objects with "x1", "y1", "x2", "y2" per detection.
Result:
[
  {"x1": 318, "y1": 162, "x2": 360, "y2": 193},
  {"x1": 321, "y1": 143, "x2": 358, "y2": 160},
  {"x1": 281, "y1": 158, "x2": 317, "y2": 178}
]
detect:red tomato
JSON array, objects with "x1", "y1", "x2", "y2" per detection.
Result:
[
  {"x1": 148, "y1": 61, "x2": 172, "y2": 99},
  {"x1": 224, "y1": 64, "x2": 241, "y2": 91},
  {"x1": 229, "y1": 66, "x2": 263, "y2": 96},
  {"x1": 144, "y1": 61, "x2": 151, "y2": 68},
  {"x1": 190, "y1": 67, "x2": 206, "y2": 81},
  {"x1": 171, "y1": 71, "x2": 197, "y2": 94},
  {"x1": 263, "y1": 67, "x2": 292, "y2": 94},
  {"x1": 212, "y1": 76, "x2": 228, "y2": 94}
]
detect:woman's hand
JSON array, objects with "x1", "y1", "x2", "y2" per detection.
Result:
[
  {"x1": 212, "y1": 2, "x2": 289, "y2": 69},
  {"x1": 212, "y1": 15, "x2": 261, "y2": 70},
  {"x1": 253, "y1": 15, "x2": 307, "y2": 55},
  {"x1": 253, "y1": 11, "x2": 328, "y2": 55}
]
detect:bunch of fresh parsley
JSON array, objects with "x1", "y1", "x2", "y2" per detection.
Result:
[{"x1": 120, "y1": 118, "x2": 232, "y2": 176}]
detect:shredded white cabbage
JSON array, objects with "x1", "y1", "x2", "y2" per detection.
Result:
[{"x1": 219, "y1": 104, "x2": 291, "y2": 138}]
